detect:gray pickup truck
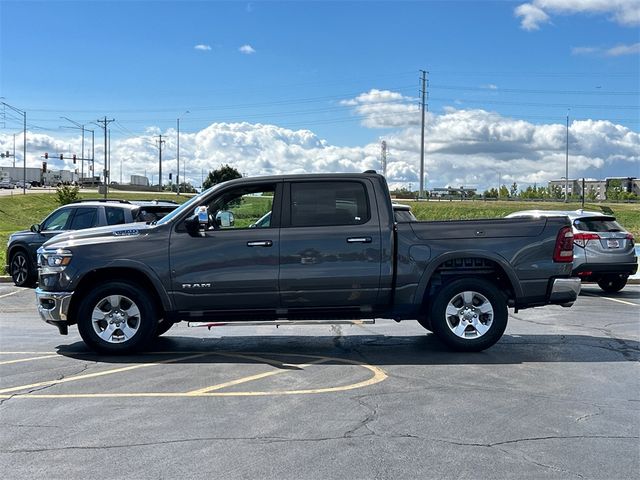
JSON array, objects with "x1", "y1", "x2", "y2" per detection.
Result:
[{"x1": 35, "y1": 172, "x2": 580, "y2": 353}]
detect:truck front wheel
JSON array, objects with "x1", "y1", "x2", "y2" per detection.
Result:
[
  {"x1": 77, "y1": 281, "x2": 158, "y2": 354},
  {"x1": 429, "y1": 278, "x2": 508, "y2": 352}
]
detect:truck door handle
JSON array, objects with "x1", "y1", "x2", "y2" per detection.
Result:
[
  {"x1": 347, "y1": 237, "x2": 372, "y2": 243},
  {"x1": 247, "y1": 240, "x2": 273, "y2": 247}
]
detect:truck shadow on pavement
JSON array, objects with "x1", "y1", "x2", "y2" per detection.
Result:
[{"x1": 55, "y1": 333, "x2": 639, "y2": 365}]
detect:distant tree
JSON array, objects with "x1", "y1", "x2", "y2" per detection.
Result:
[
  {"x1": 483, "y1": 188, "x2": 498, "y2": 198},
  {"x1": 510, "y1": 182, "x2": 518, "y2": 198},
  {"x1": 605, "y1": 179, "x2": 623, "y2": 201},
  {"x1": 499, "y1": 185, "x2": 510, "y2": 198},
  {"x1": 202, "y1": 164, "x2": 242, "y2": 190},
  {"x1": 56, "y1": 185, "x2": 80, "y2": 205}
]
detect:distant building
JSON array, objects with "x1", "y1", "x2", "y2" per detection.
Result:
[
  {"x1": 548, "y1": 177, "x2": 638, "y2": 200},
  {"x1": 130, "y1": 175, "x2": 150, "y2": 187}
]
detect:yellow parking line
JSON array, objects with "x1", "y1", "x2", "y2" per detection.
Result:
[
  {"x1": 0, "y1": 355, "x2": 59, "y2": 366},
  {"x1": 186, "y1": 357, "x2": 329, "y2": 395},
  {"x1": 0, "y1": 352, "x2": 211, "y2": 395}
]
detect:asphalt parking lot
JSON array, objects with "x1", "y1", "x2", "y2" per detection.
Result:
[{"x1": 1, "y1": 284, "x2": 638, "y2": 480}]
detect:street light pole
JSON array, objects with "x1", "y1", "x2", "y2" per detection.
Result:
[
  {"x1": 177, "y1": 110, "x2": 189, "y2": 195},
  {"x1": 2, "y1": 102, "x2": 27, "y2": 194}
]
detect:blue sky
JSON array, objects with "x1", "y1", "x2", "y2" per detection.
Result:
[{"x1": 1, "y1": 0, "x2": 638, "y2": 189}]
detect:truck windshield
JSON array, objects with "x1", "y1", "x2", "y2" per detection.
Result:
[{"x1": 155, "y1": 187, "x2": 214, "y2": 226}]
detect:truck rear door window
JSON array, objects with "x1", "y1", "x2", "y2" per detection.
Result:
[{"x1": 290, "y1": 181, "x2": 370, "y2": 227}]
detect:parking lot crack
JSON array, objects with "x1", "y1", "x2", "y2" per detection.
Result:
[
  {"x1": 343, "y1": 394, "x2": 379, "y2": 438},
  {"x1": 0, "y1": 362, "x2": 92, "y2": 406}
]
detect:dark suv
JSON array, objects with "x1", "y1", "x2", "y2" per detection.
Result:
[{"x1": 5, "y1": 199, "x2": 178, "y2": 287}]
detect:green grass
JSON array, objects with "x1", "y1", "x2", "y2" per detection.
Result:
[
  {"x1": 2, "y1": 191, "x2": 638, "y2": 271},
  {"x1": 397, "y1": 199, "x2": 640, "y2": 238}
]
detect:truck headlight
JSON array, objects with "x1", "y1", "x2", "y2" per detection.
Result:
[{"x1": 38, "y1": 248, "x2": 73, "y2": 273}]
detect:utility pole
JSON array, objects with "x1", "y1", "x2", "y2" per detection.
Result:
[
  {"x1": 96, "y1": 116, "x2": 114, "y2": 198},
  {"x1": 419, "y1": 70, "x2": 428, "y2": 199},
  {"x1": 157, "y1": 134, "x2": 165, "y2": 192},
  {"x1": 565, "y1": 114, "x2": 569, "y2": 203},
  {"x1": 12, "y1": 134, "x2": 16, "y2": 168},
  {"x1": 91, "y1": 129, "x2": 95, "y2": 183}
]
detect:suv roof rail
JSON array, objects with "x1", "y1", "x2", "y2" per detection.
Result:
[
  {"x1": 131, "y1": 199, "x2": 179, "y2": 204},
  {"x1": 71, "y1": 199, "x2": 131, "y2": 204}
]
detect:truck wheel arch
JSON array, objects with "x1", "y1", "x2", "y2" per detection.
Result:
[
  {"x1": 415, "y1": 252, "x2": 522, "y2": 309},
  {"x1": 68, "y1": 267, "x2": 170, "y2": 325}
]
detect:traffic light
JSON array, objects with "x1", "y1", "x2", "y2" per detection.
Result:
[
  {"x1": 169, "y1": 173, "x2": 172, "y2": 180},
  {"x1": 44, "y1": 153, "x2": 48, "y2": 159},
  {"x1": 42, "y1": 162, "x2": 47, "y2": 173},
  {"x1": 73, "y1": 154, "x2": 76, "y2": 164},
  {"x1": 60, "y1": 154, "x2": 63, "y2": 160}
]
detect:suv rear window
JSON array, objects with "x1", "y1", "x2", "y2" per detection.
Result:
[{"x1": 574, "y1": 217, "x2": 624, "y2": 232}]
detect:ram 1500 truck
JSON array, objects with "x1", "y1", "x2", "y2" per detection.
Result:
[{"x1": 35, "y1": 172, "x2": 580, "y2": 353}]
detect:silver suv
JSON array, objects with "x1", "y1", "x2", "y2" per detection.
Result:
[{"x1": 506, "y1": 210, "x2": 637, "y2": 293}]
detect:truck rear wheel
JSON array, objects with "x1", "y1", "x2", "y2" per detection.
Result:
[
  {"x1": 77, "y1": 281, "x2": 158, "y2": 354},
  {"x1": 429, "y1": 278, "x2": 508, "y2": 352}
]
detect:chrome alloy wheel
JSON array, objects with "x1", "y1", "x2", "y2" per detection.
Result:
[
  {"x1": 444, "y1": 290, "x2": 494, "y2": 339},
  {"x1": 91, "y1": 295, "x2": 141, "y2": 343},
  {"x1": 11, "y1": 253, "x2": 29, "y2": 285}
]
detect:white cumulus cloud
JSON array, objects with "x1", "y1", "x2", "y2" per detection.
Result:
[
  {"x1": 1, "y1": 106, "x2": 637, "y2": 193},
  {"x1": 515, "y1": 0, "x2": 640, "y2": 30},
  {"x1": 194, "y1": 44, "x2": 212, "y2": 51},
  {"x1": 340, "y1": 89, "x2": 420, "y2": 129},
  {"x1": 239, "y1": 44, "x2": 256, "y2": 55}
]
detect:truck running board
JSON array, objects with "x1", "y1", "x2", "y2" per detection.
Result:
[{"x1": 187, "y1": 319, "x2": 376, "y2": 330}]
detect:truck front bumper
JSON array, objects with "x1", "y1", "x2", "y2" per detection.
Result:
[
  {"x1": 35, "y1": 288, "x2": 74, "y2": 334},
  {"x1": 549, "y1": 278, "x2": 581, "y2": 307}
]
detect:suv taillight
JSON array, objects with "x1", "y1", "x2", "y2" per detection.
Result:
[
  {"x1": 554, "y1": 226, "x2": 574, "y2": 263},
  {"x1": 626, "y1": 233, "x2": 635, "y2": 247},
  {"x1": 573, "y1": 232, "x2": 600, "y2": 248}
]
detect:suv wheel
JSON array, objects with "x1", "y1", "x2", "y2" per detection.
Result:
[
  {"x1": 429, "y1": 278, "x2": 508, "y2": 352},
  {"x1": 10, "y1": 251, "x2": 36, "y2": 287},
  {"x1": 597, "y1": 275, "x2": 627, "y2": 293},
  {"x1": 77, "y1": 281, "x2": 157, "y2": 354}
]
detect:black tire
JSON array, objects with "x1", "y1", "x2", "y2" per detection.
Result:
[
  {"x1": 10, "y1": 250, "x2": 36, "y2": 287},
  {"x1": 597, "y1": 275, "x2": 627, "y2": 293},
  {"x1": 429, "y1": 278, "x2": 508, "y2": 352},
  {"x1": 77, "y1": 281, "x2": 158, "y2": 354}
]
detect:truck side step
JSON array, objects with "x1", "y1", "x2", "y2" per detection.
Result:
[{"x1": 187, "y1": 319, "x2": 376, "y2": 330}]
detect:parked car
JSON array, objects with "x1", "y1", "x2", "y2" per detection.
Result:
[
  {"x1": 5, "y1": 199, "x2": 178, "y2": 287},
  {"x1": 0, "y1": 179, "x2": 15, "y2": 189},
  {"x1": 506, "y1": 209, "x2": 637, "y2": 292},
  {"x1": 13, "y1": 180, "x2": 32, "y2": 189}
]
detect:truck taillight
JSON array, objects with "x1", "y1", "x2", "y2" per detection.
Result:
[
  {"x1": 573, "y1": 232, "x2": 600, "y2": 248},
  {"x1": 554, "y1": 226, "x2": 574, "y2": 263}
]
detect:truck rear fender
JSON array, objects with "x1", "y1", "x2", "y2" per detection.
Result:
[
  {"x1": 67, "y1": 264, "x2": 171, "y2": 325},
  {"x1": 413, "y1": 252, "x2": 522, "y2": 310}
]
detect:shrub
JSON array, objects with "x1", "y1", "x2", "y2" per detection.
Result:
[{"x1": 56, "y1": 185, "x2": 80, "y2": 205}]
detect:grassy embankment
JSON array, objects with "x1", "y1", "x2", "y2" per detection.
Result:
[{"x1": 1, "y1": 191, "x2": 638, "y2": 270}]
